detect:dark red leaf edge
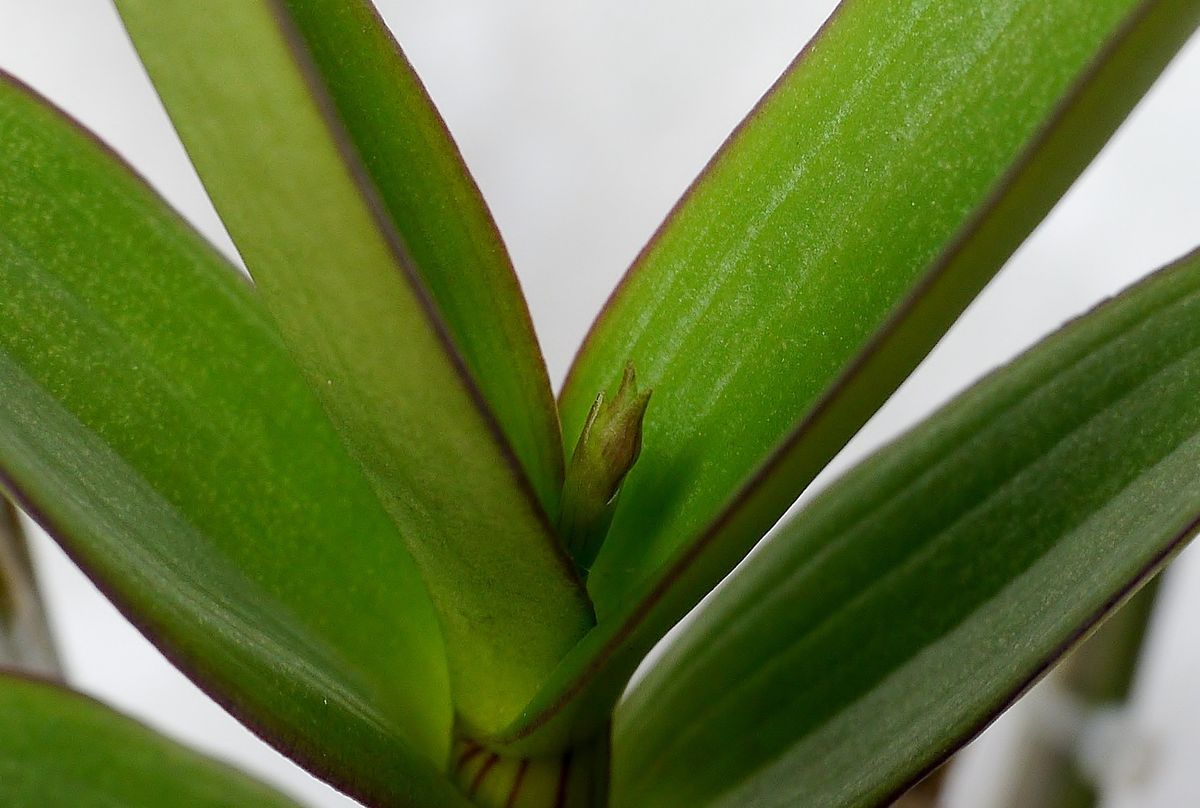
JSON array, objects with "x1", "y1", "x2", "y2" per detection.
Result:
[
  {"x1": 0, "y1": 667, "x2": 308, "y2": 805},
  {"x1": 273, "y1": 0, "x2": 566, "y2": 498},
  {"x1": 262, "y1": 0, "x2": 584, "y2": 587},
  {"x1": 0, "y1": 71, "x2": 462, "y2": 808},
  {"x1": 508, "y1": 0, "x2": 1200, "y2": 748},
  {"x1": 876, "y1": 519, "x2": 1197, "y2": 808}
]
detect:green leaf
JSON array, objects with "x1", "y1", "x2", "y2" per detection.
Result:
[
  {"x1": 522, "y1": 0, "x2": 1200, "y2": 748},
  {"x1": 612, "y1": 246, "x2": 1200, "y2": 808},
  {"x1": 112, "y1": 0, "x2": 593, "y2": 735},
  {"x1": 0, "y1": 673, "x2": 303, "y2": 808},
  {"x1": 275, "y1": 0, "x2": 565, "y2": 513},
  {"x1": 0, "y1": 74, "x2": 467, "y2": 807},
  {"x1": 0, "y1": 498, "x2": 59, "y2": 677}
]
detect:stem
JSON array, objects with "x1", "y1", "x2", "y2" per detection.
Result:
[
  {"x1": 0, "y1": 495, "x2": 62, "y2": 677},
  {"x1": 452, "y1": 727, "x2": 610, "y2": 808},
  {"x1": 1000, "y1": 576, "x2": 1161, "y2": 808}
]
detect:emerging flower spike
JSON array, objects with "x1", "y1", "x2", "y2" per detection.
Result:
[{"x1": 559, "y1": 364, "x2": 651, "y2": 573}]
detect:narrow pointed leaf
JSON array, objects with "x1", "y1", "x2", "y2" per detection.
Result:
[
  {"x1": 0, "y1": 674, "x2": 306, "y2": 808},
  {"x1": 276, "y1": 0, "x2": 564, "y2": 512},
  {"x1": 613, "y1": 247, "x2": 1200, "y2": 807},
  {"x1": 0, "y1": 74, "x2": 466, "y2": 807},
  {"x1": 113, "y1": 0, "x2": 593, "y2": 735},
  {"x1": 527, "y1": 0, "x2": 1200, "y2": 748},
  {"x1": 0, "y1": 499, "x2": 59, "y2": 677}
]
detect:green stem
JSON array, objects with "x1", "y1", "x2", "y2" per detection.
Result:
[
  {"x1": 452, "y1": 727, "x2": 610, "y2": 808},
  {"x1": 0, "y1": 495, "x2": 62, "y2": 677},
  {"x1": 1002, "y1": 576, "x2": 1161, "y2": 808}
]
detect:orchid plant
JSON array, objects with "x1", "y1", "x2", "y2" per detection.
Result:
[{"x1": 2, "y1": 2, "x2": 1200, "y2": 807}]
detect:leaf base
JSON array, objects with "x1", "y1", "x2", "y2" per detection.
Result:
[{"x1": 451, "y1": 728, "x2": 609, "y2": 808}]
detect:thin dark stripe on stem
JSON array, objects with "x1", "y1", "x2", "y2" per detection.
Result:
[
  {"x1": 468, "y1": 753, "x2": 500, "y2": 797},
  {"x1": 504, "y1": 759, "x2": 530, "y2": 808},
  {"x1": 553, "y1": 749, "x2": 574, "y2": 808}
]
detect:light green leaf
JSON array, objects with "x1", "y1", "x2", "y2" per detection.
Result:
[
  {"x1": 0, "y1": 673, "x2": 304, "y2": 808},
  {"x1": 0, "y1": 498, "x2": 59, "y2": 677},
  {"x1": 276, "y1": 0, "x2": 565, "y2": 513},
  {"x1": 520, "y1": 0, "x2": 1200, "y2": 749},
  {"x1": 613, "y1": 247, "x2": 1200, "y2": 808},
  {"x1": 0, "y1": 74, "x2": 466, "y2": 807},
  {"x1": 113, "y1": 0, "x2": 593, "y2": 735}
]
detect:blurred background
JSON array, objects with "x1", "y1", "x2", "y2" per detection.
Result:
[{"x1": 0, "y1": 2, "x2": 1198, "y2": 806}]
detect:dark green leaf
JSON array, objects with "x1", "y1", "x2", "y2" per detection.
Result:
[
  {"x1": 613, "y1": 247, "x2": 1200, "y2": 807},
  {"x1": 516, "y1": 0, "x2": 1200, "y2": 750},
  {"x1": 0, "y1": 73, "x2": 466, "y2": 807},
  {"x1": 0, "y1": 498, "x2": 59, "y2": 676},
  {"x1": 112, "y1": 0, "x2": 593, "y2": 736},
  {"x1": 0, "y1": 673, "x2": 303, "y2": 808}
]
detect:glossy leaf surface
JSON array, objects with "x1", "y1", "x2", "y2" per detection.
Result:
[
  {"x1": 113, "y1": 0, "x2": 593, "y2": 735},
  {"x1": 0, "y1": 499, "x2": 59, "y2": 676},
  {"x1": 614, "y1": 247, "x2": 1200, "y2": 807},
  {"x1": 519, "y1": 0, "x2": 1200, "y2": 749},
  {"x1": 0, "y1": 674, "x2": 303, "y2": 808},
  {"x1": 0, "y1": 74, "x2": 467, "y2": 808}
]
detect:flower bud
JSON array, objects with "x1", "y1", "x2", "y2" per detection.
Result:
[{"x1": 558, "y1": 363, "x2": 651, "y2": 573}]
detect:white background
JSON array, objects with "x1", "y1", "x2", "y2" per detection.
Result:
[{"x1": 1, "y1": 2, "x2": 1199, "y2": 806}]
